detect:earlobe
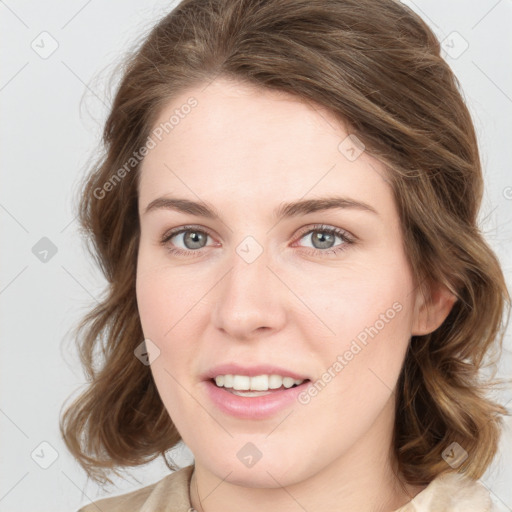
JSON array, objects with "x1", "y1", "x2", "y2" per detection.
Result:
[{"x1": 412, "y1": 280, "x2": 458, "y2": 336}]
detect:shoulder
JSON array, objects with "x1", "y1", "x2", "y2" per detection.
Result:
[
  {"x1": 395, "y1": 471, "x2": 494, "y2": 512},
  {"x1": 76, "y1": 465, "x2": 194, "y2": 512}
]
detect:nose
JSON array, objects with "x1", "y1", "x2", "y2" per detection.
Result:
[{"x1": 211, "y1": 244, "x2": 287, "y2": 340}]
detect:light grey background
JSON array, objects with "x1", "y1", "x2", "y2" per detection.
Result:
[{"x1": 1, "y1": 1, "x2": 511, "y2": 511}]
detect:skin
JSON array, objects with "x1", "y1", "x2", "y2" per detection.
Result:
[{"x1": 136, "y1": 77, "x2": 456, "y2": 512}]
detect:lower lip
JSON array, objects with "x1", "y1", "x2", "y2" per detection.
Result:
[{"x1": 203, "y1": 379, "x2": 311, "y2": 419}]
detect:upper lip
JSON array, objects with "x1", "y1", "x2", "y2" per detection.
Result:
[{"x1": 201, "y1": 363, "x2": 310, "y2": 381}]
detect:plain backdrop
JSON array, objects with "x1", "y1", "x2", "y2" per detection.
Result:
[{"x1": 1, "y1": 1, "x2": 511, "y2": 511}]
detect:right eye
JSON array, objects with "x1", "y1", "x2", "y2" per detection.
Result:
[{"x1": 160, "y1": 225, "x2": 217, "y2": 256}]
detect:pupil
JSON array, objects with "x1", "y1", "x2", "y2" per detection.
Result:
[
  {"x1": 185, "y1": 231, "x2": 205, "y2": 249},
  {"x1": 313, "y1": 231, "x2": 334, "y2": 249}
]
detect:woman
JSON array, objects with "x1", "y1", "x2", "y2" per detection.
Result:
[{"x1": 60, "y1": 0, "x2": 510, "y2": 510}]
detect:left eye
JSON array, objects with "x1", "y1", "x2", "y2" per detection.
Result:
[{"x1": 294, "y1": 225, "x2": 353, "y2": 253}]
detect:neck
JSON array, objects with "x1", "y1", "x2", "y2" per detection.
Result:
[{"x1": 189, "y1": 396, "x2": 426, "y2": 512}]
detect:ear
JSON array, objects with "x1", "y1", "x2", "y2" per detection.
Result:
[{"x1": 412, "y1": 279, "x2": 458, "y2": 336}]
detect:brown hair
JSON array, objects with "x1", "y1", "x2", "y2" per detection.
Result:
[{"x1": 60, "y1": 0, "x2": 511, "y2": 487}]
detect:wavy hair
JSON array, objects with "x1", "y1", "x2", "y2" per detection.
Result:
[{"x1": 60, "y1": 0, "x2": 511, "y2": 487}]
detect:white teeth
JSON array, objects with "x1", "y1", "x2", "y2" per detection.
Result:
[
  {"x1": 250, "y1": 375, "x2": 269, "y2": 391},
  {"x1": 232, "y1": 375, "x2": 250, "y2": 390},
  {"x1": 282, "y1": 377, "x2": 296, "y2": 389},
  {"x1": 213, "y1": 374, "x2": 305, "y2": 391},
  {"x1": 268, "y1": 374, "x2": 283, "y2": 389}
]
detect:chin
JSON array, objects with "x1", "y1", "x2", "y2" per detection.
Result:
[{"x1": 201, "y1": 449, "x2": 311, "y2": 488}]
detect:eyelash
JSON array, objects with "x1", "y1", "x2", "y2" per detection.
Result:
[{"x1": 159, "y1": 223, "x2": 355, "y2": 258}]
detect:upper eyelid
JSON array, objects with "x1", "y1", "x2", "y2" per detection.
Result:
[{"x1": 295, "y1": 224, "x2": 352, "y2": 238}]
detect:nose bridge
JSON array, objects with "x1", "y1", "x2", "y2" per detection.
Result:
[
  {"x1": 212, "y1": 237, "x2": 285, "y2": 338},
  {"x1": 233, "y1": 239, "x2": 273, "y2": 297}
]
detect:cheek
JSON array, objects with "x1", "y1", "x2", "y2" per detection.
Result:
[
  {"x1": 136, "y1": 267, "x2": 195, "y2": 428},
  {"x1": 136, "y1": 271, "x2": 168, "y2": 343},
  {"x1": 135, "y1": 258, "x2": 189, "y2": 381},
  {"x1": 294, "y1": 257, "x2": 415, "y2": 346},
  {"x1": 135, "y1": 249, "x2": 203, "y2": 342},
  {"x1": 298, "y1": 256, "x2": 415, "y2": 397},
  {"x1": 135, "y1": 252, "x2": 214, "y2": 399}
]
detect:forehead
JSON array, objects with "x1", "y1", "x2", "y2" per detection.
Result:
[
  {"x1": 138, "y1": 77, "x2": 393, "y2": 217},
  {"x1": 145, "y1": 77, "x2": 347, "y2": 156}
]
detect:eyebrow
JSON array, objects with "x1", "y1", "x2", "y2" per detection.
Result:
[{"x1": 143, "y1": 195, "x2": 378, "y2": 220}]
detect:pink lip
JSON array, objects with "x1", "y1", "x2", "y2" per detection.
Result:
[
  {"x1": 200, "y1": 363, "x2": 309, "y2": 381},
  {"x1": 202, "y1": 379, "x2": 311, "y2": 419}
]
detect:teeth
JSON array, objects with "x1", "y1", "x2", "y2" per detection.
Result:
[{"x1": 213, "y1": 374, "x2": 305, "y2": 391}]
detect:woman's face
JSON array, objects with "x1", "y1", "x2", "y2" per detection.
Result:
[{"x1": 136, "y1": 77, "x2": 426, "y2": 486}]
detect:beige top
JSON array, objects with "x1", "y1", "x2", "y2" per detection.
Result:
[{"x1": 77, "y1": 465, "x2": 494, "y2": 512}]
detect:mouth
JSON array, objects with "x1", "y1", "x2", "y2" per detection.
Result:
[
  {"x1": 203, "y1": 373, "x2": 312, "y2": 419},
  {"x1": 210, "y1": 374, "x2": 310, "y2": 397}
]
